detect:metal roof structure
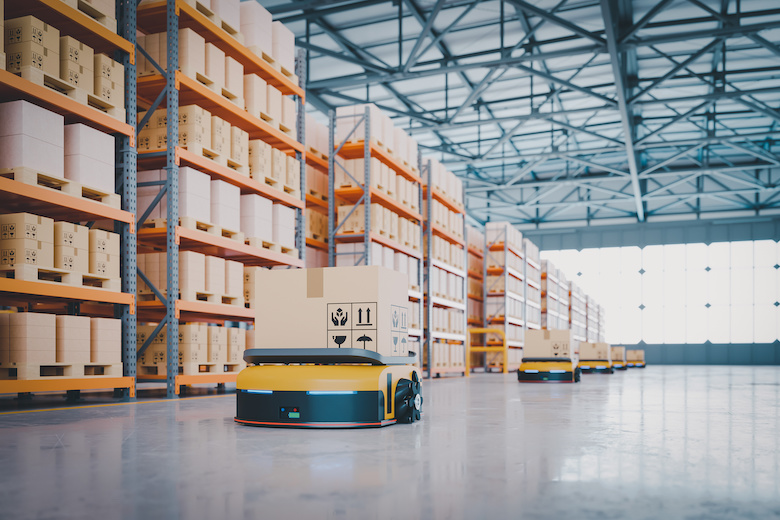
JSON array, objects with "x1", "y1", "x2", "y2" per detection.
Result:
[{"x1": 262, "y1": 0, "x2": 780, "y2": 230}]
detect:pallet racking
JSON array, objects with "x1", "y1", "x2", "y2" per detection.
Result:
[
  {"x1": 134, "y1": 0, "x2": 305, "y2": 397},
  {"x1": 327, "y1": 106, "x2": 425, "y2": 359},
  {"x1": 0, "y1": 0, "x2": 137, "y2": 397},
  {"x1": 422, "y1": 159, "x2": 467, "y2": 378}
]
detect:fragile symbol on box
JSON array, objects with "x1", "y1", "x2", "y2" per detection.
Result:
[
  {"x1": 327, "y1": 302, "x2": 377, "y2": 349},
  {"x1": 390, "y1": 304, "x2": 408, "y2": 355}
]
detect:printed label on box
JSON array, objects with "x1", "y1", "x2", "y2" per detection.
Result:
[{"x1": 326, "y1": 302, "x2": 378, "y2": 349}]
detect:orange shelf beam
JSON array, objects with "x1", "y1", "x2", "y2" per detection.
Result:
[
  {"x1": 138, "y1": 226, "x2": 303, "y2": 268},
  {"x1": 423, "y1": 186, "x2": 464, "y2": 215},
  {"x1": 7, "y1": 0, "x2": 135, "y2": 63},
  {"x1": 335, "y1": 186, "x2": 422, "y2": 222},
  {"x1": 137, "y1": 73, "x2": 303, "y2": 153},
  {"x1": 0, "y1": 278, "x2": 134, "y2": 313},
  {"x1": 138, "y1": 147, "x2": 304, "y2": 210},
  {"x1": 337, "y1": 142, "x2": 421, "y2": 184},
  {"x1": 305, "y1": 194, "x2": 328, "y2": 213},
  {"x1": 305, "y1": 237, "x2": 328, "y2": 250},
  {"x1": 468, "y1": 245, "x2": 484, "y2": 258},
  {"x1": 467, "y1": 269, "x2": 483, "y2": 280},
  {"x1": 137, "y1": 0, "x2": 302, "y2": 98},
  {"x1": 0, "y1": 377, "x2": 135, "y2": 397},
  {"x1": 0, "y1": 70, "x2": 134, "y2": 138},
  {"x1": 431, "y1": 223, "x2": 465, "y2": 246},
  {"x1": 0, "y1": 176, "x2": 134, "y2": 229},
  {"x1": 138, "y1": 372, "x2": 238, "y2": 394},
  {"x1": 137, "y1": 299, "x2": 254, "y2": 322},
  {"x1": 305, "y1": 151, "x2": 329, "y2": 172},
  {"x1": 335, "y1": 231, "x2": 422, "y2": 260}
]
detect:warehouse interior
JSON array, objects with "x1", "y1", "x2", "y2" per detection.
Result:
[{"x1": 0, "y1": 0, "x2": 778, "y2": 518}]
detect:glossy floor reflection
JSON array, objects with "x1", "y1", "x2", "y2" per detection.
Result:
[{"x1": 1, "y1": 366, "x2": 779, "y2": 519}]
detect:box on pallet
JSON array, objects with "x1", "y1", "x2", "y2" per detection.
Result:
[
  {"x1": 580, "y1": 342, "x2": 611, "y2": 361},
  {"x1": 207, "y1": 325, "x2": 228, "y2": 364},
  {"x1": 210, "y1": 179, "x2": 240, "y2": 231},
  {"x1": 0, "y1": 100, "x2": 64, "y2": 177},
  {"x1": 64, "y1": 123, "x2": 116, "y2": 193},
  {"x1": 240, "y1": 1, "x2": 272, "y2": 56},
  {"x1": 56, "y1": 315, "x2": 91, "y2": 364},
  {"x1": 611, "y1": 346, "x2": 626, "y2": 363},
  {"x1": 227, "y1": 327, "x2": 245, "y2": 364},
  {"x1": 3, "y1": 312, "x2": 56, "y2": 365},
  {"x1": 0, "y1": 212, "x2": 54, "y2": 242},
  {"x1": 272, "y1": 204, "x2": 295, "y2": 249},
  {"x1": 248, "y1": 139, "x2": 272, "y2": 180},
  {"x1": 240, "y1": 194, "x2": 273, "y2": 242},
  {"x1": 253, "y1": 266, "x2": 410, "y2": 357},
  {"x1": 524, "y1": 329, "x2": 578, "y2": 360},
  {"x1": 271, "y1": 21, "x2": 295, "y2": 72},
  {"x1": 266, "y1": 85, "x2": 282, "y2": 122},
  {"x1": 5, "y1": 16, "x2": 60, "y2": 77},
  {"x1": 60, "y1": 35, "x2": 94, "y2": 90}
]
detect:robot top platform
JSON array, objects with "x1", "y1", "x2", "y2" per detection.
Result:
[{"x1": 243, "y1": 348, "x2": 418, "y2": 366}]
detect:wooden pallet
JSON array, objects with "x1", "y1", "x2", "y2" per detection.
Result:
[
  {"x1": 82, "y1": 274, "x2": 122, "y2": 291},
  {"x1": 137, "y1": 362, "x2": 218, "y2": 377},
  {"x1": 220, "y1": 363, "x2": 243, "y2": 374},
  {"x1": 307, "y1": 147, "x2": 327, "y2": 160},
  {"x1": 219, "y1": 294, "x2": 242, "y2": 306},
  {"x1": 87, "y1": 92, "x2": 125, "y2": 121},
  {"x1": 245, "y1": 237, "x2": 281, "y2": 253},
  {"x1": 68, "y1": 0, "x2": 118, "y2": 32},
  {"x1": 83, "y1": 363, "x2": 123, "y2": 377},
  {"x1": 247, "y1": 46, "x2": 296, "y2": 82},
  {"x1": 226, "y1": 157, "x2": 248, "y2": 177},
  {"x1": 16, "y1": 66, "x2": 88, "y2": 104},
  {"x1": 0, "y1": 264, "x2": 82, "y2": 286},
  {"x1": 183, "y1": 142, "x2": 227, "y2": 168},
  {"x1": 1, "y1": 167, "x2": 121, "y2": 209},
  {"x1": 0, "y1": 362, "x2": 84, "y2": 380},
  {"x1": 258, "y1": 110, "x2": 277, "y2": 131},
  {"x1": 137, "y1": 288, "x2": 220, "y2": 304}
]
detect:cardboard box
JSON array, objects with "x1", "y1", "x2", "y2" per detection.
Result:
[
  {"x1": 611, "y1": 346, "x2": 626, "y2": 364},
  {"x1": 56, "y1": 315, "x2": 91, "y2": 363},
  {"x1": 205, "y1": 42, "x2": 225, "y2": 88},
  {"x1": 248, "y1": 139, "x2": 272, "y2": 180},
  {"x1": 207, "y1": 325, "x2": 227, "y2": 364},
  {"x1": 179, "y1": 323, "x2": 208, "y2": 364},
  {"x1": 627, "y1": 349, "x2": 645, "y2": 363},
  {"x1": 230, "y1": 127, "x2": 249, "y2": 166},
  {"x1": 88, "y1": 229, "x2": 120, "y2": 256},
  {"x1": 64, "y1": 154, "x2": 114, "y2": 193},
  {"x1": 89, "y1": 251, "x2": 119, "y2": 278},
  {"x1": 225, "y1": 55, "x2": 243, "y2": 98},
  {"x1": 240, "y1": 0, "x2": 272, "y2": 54},
  {"x1": 5, "y1": 16, "x2": 60, "y2": 51},
  {"x1": 60, "y1": 36, "x2": 93, "y2": 68},
  {"x1": 0, "y1": 213, "x2": 54, "y2": 242},
  {"x1": 0, "y1": 238, "x2": 54, "y2": 267},
  {"x1": 91, "y1": 317, "x2": 121, "y2": 364},
  {"x1": 178, "y1": 166, "x2": 211, "y2": 223},
  {"x1": 580, "y1": 342, "x2": 611, "y2": 361},
  {"x1": 281, "y1": 96, "x2": 296, "y2": 133},
  {"x1": 180, "y1": 250, "x2": 206, "y2": 294},
  {"x1": 94, "y1": 76, "x2": 124, "y2": 105},
  {"x1": 205, "y1": 255, "x2": 226, "y2": 295},
  {"x1": 64, "y1": 123, "x2": 114, "y2": 164},
  {"x1": 178, "y1": 28, "x2": 205, "y2": 77},
  {"x1": 7, "y1": 312, "x2": 56, "y2": 365},
  {"x1": 211, "y1": 116, "x2": 230, "y2": 156},
  {"x1": 54, "y1": 245, "x2": 88, "y2": 273},
  {"x1": 210, "y1": 179, "x2": 240, "y2": 231},
  {"x1": 524, "y1": 329, "x2": 577, "y2": 360},
  {"x1": 54, "y1": 222, "x2": 89, "y2": 250},
  {"x1": 266, "y1": 85, "x2": 282, "y2": 122},
  {"x1": 6, "y1": 40, "x2": 59, "y2": 77},
  {"x1": 244, "y1": 74, "x2": 267, "y2": 117},
  {"x1": 211, "y1": 0, "x2": 240, "y2": 31},
  {"x1": 225, "y1": 259, "x2": 243, "y2": 297},
  {"x1": 271, "y1": 20, "x2": 295, "y2": 72},
  {"x1": 0, "y1": 313, "x2": 9, "y2": 365},
  {"x1": 94, "y1": 53, "x2": 123, "y2": 81},
  {"x1": 271, "y1": 203, "x2": 295, "y2": 248},
  {"x1": 240, "y1": 194, "x2": 272, "y2": 241},
  {"x1": 253, "y1": 266, "x2": 410, "y2": 357},
  {"x1": 227, "y1": 327, "x2": 245, "y2": 364}
]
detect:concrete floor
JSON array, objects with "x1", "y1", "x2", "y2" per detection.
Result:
[{"x1": 0, "y1": 366, "x2": 779, "y2": 519}]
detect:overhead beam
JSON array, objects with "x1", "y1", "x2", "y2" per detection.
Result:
[
  {"x1": 506, "y1": 0, "x2": 607, "y2": 46},
  {"x1": 402, "y1": 0, "x2": 446, "y2": 73},
  {"x1": 600, "y1": 0, "x2": 645, "y2": 221}
]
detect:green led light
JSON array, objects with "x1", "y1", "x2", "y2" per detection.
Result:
[{"x1": 288, "y1": 412, "x2": 300, "y2": 419}]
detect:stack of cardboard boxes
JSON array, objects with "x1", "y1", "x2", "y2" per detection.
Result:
[
  {"x1": 485, "y1": 222, "x2": 526, "y2": 348},
  {"x1": 240, "y1": 1, "x2": 296, "y2": 75},
  {"x1": 0, "y1": 313, "x2": 122, "y2": 378},
  {"x1": 569, "y1": 282, "x2": 587, "y2": 341},
  {"x1": 541, "y1": 260, "x2": 563, "y2": 330},
  {"x1": 0, "y1": 100, "x2": 64, "y2": 179},
  {"x1": 579, "y1": 341, "x2": 612, "y2": 363},
  {"x1": 247, "y1": 139, "x2": 301, "y2": 194},
  {"x1": 0, "y1": 213, "x2": 54, "y2": 274},
  {"x1": 586, "y1": 295, "x2": 600, "y2": 342},
  {"x1": 64, "y1": 123, "x2": 115, "y2": 194},
  {"x1": 523, "y1": 329, "x2": 578, "y2": 365},
  {"x1": 5, "y1": 15, "x2": 59, "y2": 78},
  {"x1": 137, "y1": 322, "x2": 239, "y2": 375},
  {"x1": 59, "y1": 35, "x2": 92, "y2": 94},
  {"x1": 524, "y1": 238, "x2": 542, "y2": 328}
]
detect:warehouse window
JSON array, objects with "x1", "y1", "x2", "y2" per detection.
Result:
[{"x1": 541, "y1": 240, "x2": 779, "y2": 344}]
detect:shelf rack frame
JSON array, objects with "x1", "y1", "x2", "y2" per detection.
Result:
[
  {"x1": 133, "y1": 1, "x2": 307, "y2": 398},
  {"x1": 422, "y1": 159, "x2": 467, "y2": 379}
]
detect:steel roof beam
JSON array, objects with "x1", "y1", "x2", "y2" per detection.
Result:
[
  {"x1": 402, "y1": 0, "x2": 446, "y2": 73},
  {"x1": 624, "y1": 20, "x2": 780, "y2": 48},
  {"x1": 618, "y1": 0, "x2": 679, "y2": 44},
  {"x1": 506, "y1": 0, "x2": 607, "y2": 46},
  {"x1": 599, "y1": 0, "x2": 644, "y2": 220},
  {"x1": 294, "y1": 40, "x2": 392, "y2": 73}
]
